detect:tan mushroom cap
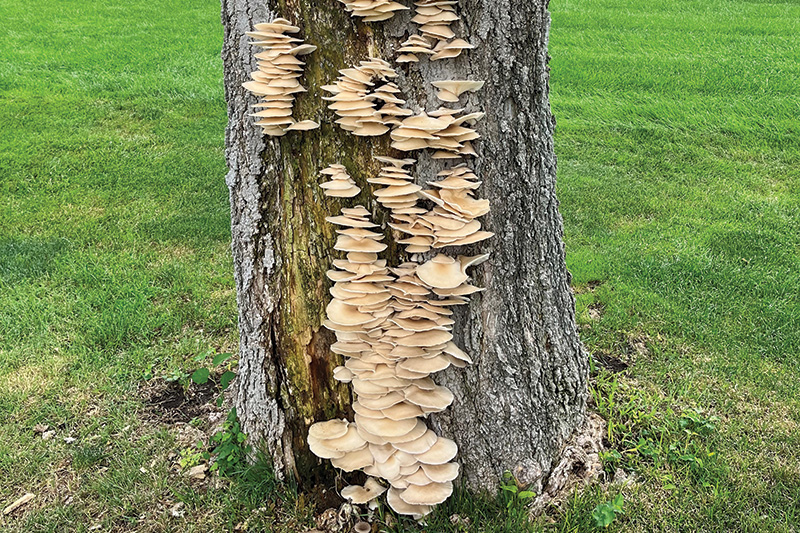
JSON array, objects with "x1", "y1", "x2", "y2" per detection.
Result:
[
  {"x1": 400, "y1": 480, "x2": 454, "y2": 505},
  {"x1": 341, "y1": 477, "x2": 388, "y2": 504},
  {"x1": 387, "y1": 487, "x2": 432, "y2": 519},
  {"x1": 335, "y1": 235, "x2": 387, "y2": 253},
  {"x1": 399, "y1": 354, "x2": 451, "y2": 374},
  {"x1": 308, "y1": 437, "x2": 346, "y2": 459},
  {"x1": 354, "y1": 415, "x2": 420, "y2": 441},
  {"x1": 405, "y1": 384, "x2": 454, "y2": 410},
  {"x1": 331, "y1": 445, "x2": 374, "y2": 471},
  {"x1": 417, "y1": 255, "x2": 469, "y2": 289},
  {"x1": 414, "y1": 437, "x2": 458, "y2": 465},
  {"x1": 333, "y1": 366, "x2": 354, "y2": 383},
  {"x1": 421, "y1": 462, "x2": 460, "y2": 482},
  {"x1": 392, "y1": 428, "x2": 438, "y2": 454},
  {"x1": 431, "y1": 80, "x2": 485, "y2": 102},
  {"x1": 358, "y1": 391, "x2": 405, "y2": 410},
  {"x1": 286, "y1": 120, "x2": 320, "y2": 131},
  {"x1": 322, "y1": 424, "x2": 367, "y2": 452},
  {"x1": 326, "y1": 299, "x2": 375, "y2": 326},
  {"x1": 308, "y1": 418, "x2": 349, "y2": 441},
  {"x1": 381, "y1": 401, "x2": 426, "y2": 421},
  {"x1": 387, "y1": 418, "x2": 429, "y2": 443},
  {"x1": 404, "y1": 468, "x2": 434, "y2": 486}
]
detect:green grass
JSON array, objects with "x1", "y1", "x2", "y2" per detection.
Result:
[{"x1": 1, "y1": 0, "x2": 798, "y2": 531}]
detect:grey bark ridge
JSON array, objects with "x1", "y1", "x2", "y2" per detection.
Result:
[
  {"x1": 221, "y1": 0, "x2": 296, "y2": 478},
  {"x1": 221, "y1": 0, "x2": 589, "y2": 494}
]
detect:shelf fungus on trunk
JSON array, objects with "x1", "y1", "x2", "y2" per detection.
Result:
[
  {"x1": 394, "y1": 1, "x2": 475, "y2": 62},
  {"x1": 322, "y1": 58, "x2": 411, "y2": 136},
  {"x1": 241, "y1": 18, "x2": 319, "y2": 136},
  {"x1": 337, "y1": 0, "x2": 408, "y2": 22},
  {"x1": 309, "y1": 202, "x2": 490, "y2": 517},
  {"x1": 306, "y1": 0, "x2": 492, "y2": 521},
  {"x1": 390, "y1": 110, "x2": 484, "y2": 159},
  {"x1": 309, "y1": 159, "x2": 491, "y2": 520},
  {"x1": 320, "y1": 164, "x2": 361, "y2": 198},
  {"x1": 431, "y1": 80, "x2": 486, "y2": 103}
]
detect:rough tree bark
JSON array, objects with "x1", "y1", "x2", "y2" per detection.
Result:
[{"x1": 221, "y1": 0, "x2": 590, "y2": 496}]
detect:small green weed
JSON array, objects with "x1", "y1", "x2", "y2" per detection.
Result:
[
  {"x1": 206, "y1": 408, "x2": 250, "y2": 476},
  {"x1": 592, "y1": 494, "x2": 624, "y2": 528},
  {"x1": 499, "y1": 471, "x2": 536, "y2": 511}
]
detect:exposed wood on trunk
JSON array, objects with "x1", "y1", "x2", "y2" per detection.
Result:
[{"x1": 221, "y1": 0, "x2": 588, "y2": 493}]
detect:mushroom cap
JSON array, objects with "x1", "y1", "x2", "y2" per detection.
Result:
[
  {"x1": 368, "y1": 442, "x2": 396, "y2": 463},
  {"x1": 387, "y1": 418, "x2": 429, "y2": 444},
  {"x1": 392, "y1": 428, "x2": 438, "y2": 454},
  {"x1": 308, "y1": 436, "x2": 346, "y2": 459},
  {"x1": 431, "y1": 80, "x2": 485, "y2": 97},
  {"x1": 442, "y1": 341, "x2": 473, "y2": 365},
  {"x1": 326, "y1": 215, "x2": 378, "y2": 228},
  {"x1": 320, "y1": 424, "x2": 368, "y2": 453},
  {"x1": 405, "y1": 384, "x2": 454, "y2": 410},
  {"x1": 399, "y1": 354, "x2": 451, "y2": 374},
  {"x1": 308, "y1": 418, "x2": 349, "y2": 441},
  {"x1": 335, "y1": 235, "x2": 388, "y2": 253},
  {"x1": 386, "y1": 487, "x2": 432, "y2": 519},
  {"x1": 404, "y1": 468, "x2": 434, "y2": 486},
  {"x1": 341, "y1": 477, "x2": 387, "y2": 504},
  {"x1": 357, "y1": 391, "x2": 405, "y2": 410},
  {"x1": 375, "y1": 453, "x2": 402, "y2": 480},
  {"x1": 399, "y1": 481, "x2": 454, "y2": 505},
  {"x1": 286, "y1": 119, "x2": 320, "y2": 131},
  {"x1": 375, "y1": 155, "x2": 415, "y2": 167},
  {"x1": 347, "y1": 252, "x2": 380, "y2": 263},
  {"x1": 330, "y1": 445, "x2": 374, "y2": 472},
  {"x1": 421, "y1": 462, "x2": 460, "y2": 482},
  {"x1": 402, "y1": 113, "x2": 451, "y2": 131},
  {"x1": 326, "y1": 299, "x2": 375, "y2": 326},
  {"x1": 381, "y1": 401, "x2": 426, "y2": 420},
  {"x1": 414, "y1": 437, "x2": 458, "y2": 465},
  {"x1": 416, "y1": 255, "x2": 469, "y2": 289},
  {"x1": 333, "y1": 366, "x2": 354, "y2": 383},
  {"x1": 393, "y1": 329, "x2": 453, "y2": 347}
]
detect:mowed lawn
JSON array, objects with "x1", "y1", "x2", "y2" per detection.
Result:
[{"x1": 0, "y1": 0, "x2": 798, "y2": 531}]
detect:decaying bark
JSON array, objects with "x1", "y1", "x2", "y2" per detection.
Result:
[{"x1": 221, "y1": 0, "x2": 589, "y2": 495}]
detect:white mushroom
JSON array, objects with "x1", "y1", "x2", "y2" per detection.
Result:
[
  {"x1": 242, "y1": 18, "x2": 319, "y2": 136},
  {"x1": 431, "y1": 80, "x2": 485, "y2": 102},
  {"x1": 399, "y1": 481, "x2": 454, "y2": 505},
  {"x1": 341, "y1": 477, "x2": 388, "y2": 504}
]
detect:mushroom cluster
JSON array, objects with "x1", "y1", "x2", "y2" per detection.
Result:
[
  {"x1": 391, "y1": 109, "x2": 483, "y2": 159},
  {"x1": 431, "y1": 80, "x2": 485, "y2": 103},
  {"x1": 310, "y1": 203, "x2": 487, "y2": 517},
  {"x1": 322, "y1": 59, "x2": 411, "y2": 136},
  {"x1": 337, "y1": 0, "x2": 408, "y2": 21},
  {"x1": 305, "y1": 0, "x2": 492, "y2": 520},
  {"x1": 397, "y1": 1, "x2": 474, "y2": 62},
  {"x1": 389, "y1": 164, "x2": 493, "y2": 255},
  {"x1": 242, "y1": 18, "x2": 319, "y2": 136},
  {"x1": 320, "y1": 164, "x2": 361, "y2": 198},
  {"x1": 368, "y1": 156, "x2": 423, "y2": 216}
]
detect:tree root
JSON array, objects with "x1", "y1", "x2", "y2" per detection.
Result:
[{"x1": 530, "y1": 411, "x2": 606, "y2": 516}]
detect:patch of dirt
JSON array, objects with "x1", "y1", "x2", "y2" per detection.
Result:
[
  {"x1": 587, "y1": 302, "x2": 604, "y2": 321},
  {"x1": 627, "y1": 335, "x2": 651, "y2": 357},
  {"x1": 139, "y1": 378, "x2": 220, "y2": 424},
  {"x1": 308, "y1": 485, "x2": 344, "y2": 514},
  {"x1": 573, "y1": 280, "x2": 604, "y2": 295},
  {"x1": 593, "y1": 352, "x2": 629, "y2": 373}
]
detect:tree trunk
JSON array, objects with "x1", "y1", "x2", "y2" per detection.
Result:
[{"x1": 221, "y1": 0, "x2": 589, "y2": 496}]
